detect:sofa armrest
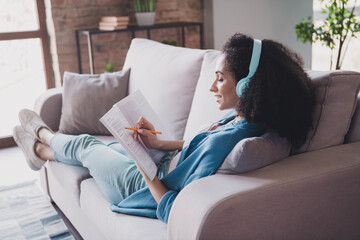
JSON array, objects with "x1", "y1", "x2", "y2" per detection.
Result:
[
  {"x1": 34, "y1": 87, "x2": 63, "y2": 132},
  {"x1": 167, "y1": 142, "x2": 360, "y2": 240}
]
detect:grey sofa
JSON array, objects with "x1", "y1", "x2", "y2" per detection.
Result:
[{"x1": 35, "y1": 39, "x2": 360, "y2": 239}]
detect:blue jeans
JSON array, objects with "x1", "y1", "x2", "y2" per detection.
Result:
[{"x1": 49, "y1": 134, "x2": 171, "y2": 205}]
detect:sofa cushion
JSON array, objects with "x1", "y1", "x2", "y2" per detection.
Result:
[
  {"x1": 217, "y1": 131, "x2": 291, "y2": 174},
  {"x1": 59, "y1": 69, "x2": 130, "y2": 135},
  {"x1": 45, "y1": 135, "x2": 115, "y2": 207},
  {"x1": 46, "y1": 161, "x2": 91, "y2": 206},
  {"x1": 123, "y1": 38, "x2": 206, "y2": 140},
  {"x1": 292, "y1": 71, "x2": 360, "y2": 154},
  {"x1": 80, "y1": 178, "x2": 167, "y2": 240},
  {"x1": 345, "y1": 94, "x2": 360, "y2": 143},
  {"x1": 183, "y1": 51, "x2": 227, "y2": 140}
]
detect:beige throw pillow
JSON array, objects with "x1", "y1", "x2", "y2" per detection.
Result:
[{"x1": 59, "y1": 69, "x2": 130, "y2": 135}]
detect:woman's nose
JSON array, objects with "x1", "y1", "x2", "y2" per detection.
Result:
[{"x1": 209, "y1": 80, "x2": 217, "y2": 92}]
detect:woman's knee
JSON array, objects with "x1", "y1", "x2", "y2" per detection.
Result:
[
  {"x1": 75, "y1": 134, "x2": 103, "y2": 148},
  {"x1": 77, "y1": 134, "x2": 96, "y2": 142}
]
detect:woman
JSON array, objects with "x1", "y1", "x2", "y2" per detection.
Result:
[{"x1": 13, "y1": 33, "x2": 315, "y2": 223}]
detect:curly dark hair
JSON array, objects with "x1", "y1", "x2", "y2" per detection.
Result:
[{"x1": 223, "y1": 33, "x2": 316, "y2": 148}]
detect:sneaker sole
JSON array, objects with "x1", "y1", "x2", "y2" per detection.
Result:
[{"x1": 13, "y1": 126, "x2": 43, "y2": 171}]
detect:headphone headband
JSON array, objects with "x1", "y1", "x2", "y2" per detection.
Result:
[{"x1": 236, "y1": 39, "x2": 262, "y2": 97}]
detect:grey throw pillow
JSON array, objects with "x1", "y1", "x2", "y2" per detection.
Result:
[
  {"x1": 59, "y1": 69, "x2": 130, "y2": 135},
  {"x1": 292, "y1": 70, "x2": 360, "y2": 154},
  {"x1": 217, "y1": 131, "x2": 291, "y2": 174}
]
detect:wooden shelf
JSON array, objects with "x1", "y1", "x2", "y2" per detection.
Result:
[{"x1": 75, "y1": 22, "x2": 204, "y2": 74}]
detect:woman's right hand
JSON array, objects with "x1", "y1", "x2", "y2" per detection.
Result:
[{"x1": 133, "y1": 117, "x2": 161, "y2": 150}]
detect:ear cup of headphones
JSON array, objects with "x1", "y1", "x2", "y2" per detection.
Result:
[
  {"x1": 236, "y1": 39, "x2": 262, "y2": 98},
  {"x1": 236, "y1": 78, "x2": 250, "y2": 97}
]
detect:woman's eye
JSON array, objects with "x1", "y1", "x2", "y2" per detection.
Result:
[{"x1": 218, "y1": 78, "x2": 224, "y2": 82}]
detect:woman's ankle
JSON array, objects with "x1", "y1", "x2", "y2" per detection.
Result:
[
  {"x1": 35, "y1": 141, "x2": 55, "y2": 161},
  {"x1": 38, "y1": 127, "x2": 54, "y2": 145}
]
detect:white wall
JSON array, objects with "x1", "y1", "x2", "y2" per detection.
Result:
[{"x1": 205, "y1": 0, "x2": 313, "y2": 68}]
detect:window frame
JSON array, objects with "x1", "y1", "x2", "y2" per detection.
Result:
[{"x1": 0, "y1": 0, "x2": 53, "y2": 148}]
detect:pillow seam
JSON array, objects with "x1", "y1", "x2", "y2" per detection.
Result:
[
  {"x1": 341, "y1": 74, "x2": 360, "y2": 143},
  {"x1": 306, "y1": 72, "x2": 331, "y2": 151}
]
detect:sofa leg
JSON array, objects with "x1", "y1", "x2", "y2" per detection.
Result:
[
  {"x1": 40, "y1": 165, "x2": 54, "y2": 203},
  {"x1": 52, "y1": 202, "x2": 84, "y2": 240}
]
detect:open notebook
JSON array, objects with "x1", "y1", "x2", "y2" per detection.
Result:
[{"x1": 100, "y1": 90, "x2": 174, "y2": 180}]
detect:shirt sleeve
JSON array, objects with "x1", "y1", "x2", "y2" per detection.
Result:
[{"x1": 156, "y1": 190, "x2": 178, "y2": 223}]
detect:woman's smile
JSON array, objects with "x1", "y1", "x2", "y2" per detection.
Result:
[{"x1": 214, "y1": 94, "x2": 222, "y2": 101}]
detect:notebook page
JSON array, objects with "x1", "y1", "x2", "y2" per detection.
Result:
[{"x1": 100, "y1": 106, "x2": 157, "y2": 180}]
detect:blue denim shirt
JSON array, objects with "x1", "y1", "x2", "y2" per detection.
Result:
[{"x1": 110, "y1": 110, "x2": 266, "y2": 223}]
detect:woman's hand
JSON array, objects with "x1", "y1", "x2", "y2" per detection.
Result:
[
  {"x1": 133, "y1": 117, "x2": 161, "y2": 150},
  {"x1": 133, "y1": 116, "x2": 185, "y2": 151}
]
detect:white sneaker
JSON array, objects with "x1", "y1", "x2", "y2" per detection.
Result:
[
  {"x1": 18, "y1": 108, "x2": 53, "y2": 140},
  {"x1": 13, "y1": 125, "x2": 46, "y2": 171}
]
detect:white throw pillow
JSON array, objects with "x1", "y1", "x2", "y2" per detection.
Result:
[
  {"x1": 183, "y1": 51, "x2": 231, "y2": 140},
  {"x1": 123, "y1": 38, "x2": 206, "y2": 140}
]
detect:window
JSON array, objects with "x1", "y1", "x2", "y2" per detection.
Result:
[
  {"x1": 312, "y1": 0, "x2": 360, "y2": 71},
  {"x1": 0, "y1": 0, "x2": 53, "y2": 148}
]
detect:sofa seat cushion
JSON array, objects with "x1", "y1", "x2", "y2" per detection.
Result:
[
  {"x1": 123, "y1": 38, "x2": 206, "y2": 140},
  {"x1": 80, "y1": 178, "x2": 167, "y2": 240},
  {"x1": 45, "y1": 136, "x2": 115, "y2": 206},
  {"x1": 46, "y1": 161, "x2": 91, "y2": 206}
]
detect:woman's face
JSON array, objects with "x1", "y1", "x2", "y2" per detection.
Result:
[{"x1": 210, "y1": 56, "x2": 239, "y2": 110}]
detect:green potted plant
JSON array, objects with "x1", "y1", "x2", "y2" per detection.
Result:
[
  {"x1": 295, "y1": 0, "x2": 360, "y2": 70},
  {"x1": 162, "y1": 40, "x2": 177, "y2": 46},
  {"x1": 105, "y1": 64, "x2": 114, "y2": 73},
  {"x1": 134, "y1": 0, "x2": 157, "y2": 26}
]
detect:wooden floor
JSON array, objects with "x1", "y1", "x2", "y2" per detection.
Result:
[
  {"x1": 0, "y1": 146, "x2": 83, "y2": 240},
  {"x1": 0, "y1": 146, "x2": 40, "y2": 187}
]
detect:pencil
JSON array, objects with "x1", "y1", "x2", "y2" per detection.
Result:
[{"x1": 125, "y1": 127, "x2": 162, "y2": 134}]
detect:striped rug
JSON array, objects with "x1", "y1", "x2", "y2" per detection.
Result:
[{"x1": 0, "y1": 180, "x2": 74, "y2": 240}]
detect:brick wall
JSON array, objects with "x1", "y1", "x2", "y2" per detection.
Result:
[{"x1": 45, "y1": 0, "x2": 204, "y2": 86}]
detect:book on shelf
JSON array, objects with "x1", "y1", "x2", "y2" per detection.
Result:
[
  {"x1": 101, "y1": 16, "x2": 130, "y2": 23},
  {"x1": 99, "y1": 24, "x2": 128, "y2": 31},
  {"x1": 98, "y1": 15, "x2": 129, "y2": 31},
  {"x1": 100, "y1": 90, "x2": 174, "y2": 181},
  {"x1": 99, "y1": 21, "x2": 128, "y2": 27}
]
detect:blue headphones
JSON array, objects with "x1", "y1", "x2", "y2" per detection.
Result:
[{"x1": 236, "y1": 39, "x2": 262, "y2": 97}]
